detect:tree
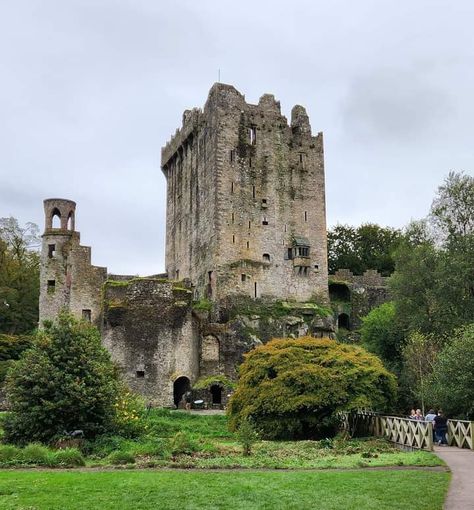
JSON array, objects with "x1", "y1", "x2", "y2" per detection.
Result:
[
  {"x1": 328, "y1": 223, "x2": 402, "y2": 276},
  {"x1": 0, "y1": 333, "x2": 33, "y2": 384},
  {"x1": 401, "y1": 332, "x2": 440, "y2": 415},
  {"x1": 428, "y1": 325, "x2": 474, "y2": 419},
  {"x1": 430, "y1": 171, "x2": 474, "y2": 240},
  {"x1": 0, "y1": 217, "x2": 40, "y2": 334},
  {"x1": 360, "y1": 302, "x2": 404, "y2": 368},
  {"x1": 4, "y1": 314, "x2": 120, "y2": 444},
  {"x1": 227, "y1": 336, "x2": 396, "y2": 440}
]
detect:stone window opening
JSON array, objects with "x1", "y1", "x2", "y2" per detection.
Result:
[
  {"x1": 48, "y1": 244, "x2": 56, "y2": 258},
  {"x1": 230, "y1": 149, "x2": 235, "y2": 163},
  {"x1": 249, "y1": 126, "x2": 257, "y2": 145},
  {"x1": 47, "y1": 280, "x2": 56, "y2": 294},
  {"x1": 231, "y1": 212, "x2": 234, "y2": 223},
  {"x1": 241, "y1": 274, "x2": 246, "y2": 282},
  {"x1": 314, "y1": 264, "x2": 319, "y2": 270},
  {"x1": 254, "y1": 281, "x2": 258, "y2": 298},
  {"x1": 67, "y1": 212, "x2": 74, "y2": 231},
  {"x1": 232, "y1": 234, "x2": 235, "y2": 244},
  {"x1": 136, "y1": 370, "x2": 145, "y2": 378},
  {"x1": 261, "y1": 198, "x2": 268, "y2": 208},
  {"x1": 263, "y1": 253, "x2": 270, "y2": 262},
  {"x1": 249, "y1": 158, "x2": 252, "y2": 168},
  {"x1": 286, "y1": 247, "x2": 293, "y2": 260},
  {"x1": 304, "y1": 211, "x2": 308, "y2": 222},
  {"x1": 248, "y1": 221, "x2": 251, "y2": 229},
  {"x1": 82, "y1": 309, "x2": 91, "y2": 322},
  {"x1": 246, "y1": 241, "x2": 250, "y2": 250},
  {"x1": 252, "y1": 185, "x2": 256, "y2": 199},
  {"x1": 176, "y1": 269, "x2": 180, "y2": 280},
  {"x1": 208, "y1": 271, "x2": 213, "y2": 282},
  {"x1": 231, "y1": 182, "x2": 234, "y2": 194},
  {"x1": 338, "y1": 313, "x2": 350, "y2": 330},
  {"x1": 262, "y1": 217, "x2": 268, "y2": 226},
  {"x1": 284, "y1": 224, "x2": 287, "y2": 232},
  {"x1": 51, "y1": 209, "x2": 61, "y2": 229}
]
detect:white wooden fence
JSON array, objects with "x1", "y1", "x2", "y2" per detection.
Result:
[{"x1": 344, "y1": 412, "x2": 474, "y2": 451}]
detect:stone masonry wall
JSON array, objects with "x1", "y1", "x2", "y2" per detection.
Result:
[
  {"x1": 102, "y1": 278, "x2": 199, "y2": 407},
  {"x1": 162, "y1": 83, "x2": 329, "y2": 303}
]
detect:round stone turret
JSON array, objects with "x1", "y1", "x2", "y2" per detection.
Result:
[{"x1": 43, "y1": 198, "x2": 76, "y2": 232}]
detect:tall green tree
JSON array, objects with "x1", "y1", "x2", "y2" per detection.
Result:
[
  {"x1": 4, "y1": 314, "x2": 120, "y2": 444},
  {"x1": 328, "y1": 223, "x2": 402, "y2": 276},
  {"x1": 0, "y1": 217, "x2": 40, "y2": 334}
]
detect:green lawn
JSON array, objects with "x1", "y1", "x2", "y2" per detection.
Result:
[{"x1": 0, "y1": 469, "x2": 449, "y2": 510}]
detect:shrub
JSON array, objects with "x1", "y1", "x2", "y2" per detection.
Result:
[
  {"x1": 236, "y1": 419, "x2": 259, "y2": 456},
  {"x1": 113, "y1": 386, "x2": 145, "y2": 438},
  {"x1": 168, "y1": 432, "x2": 198, "y2": 455},
  {"x1": 0, "y1": 444, "x2": 20, "y2": 463},
  {"x1": 228, "y1": 336, "x2": 396, "y2": 440},
  {"x1": 107, "y1": 450, "x2": 136, "y2": 465},
  {"x1": 20, "y1": 443, "x2": 55, "y2": 466},
  {"x1": 3, "y1": 313, "x2": 120, "y2": 444},
  {"x1": 53, "y1": 448, "x2": 86, "y2": 467}
]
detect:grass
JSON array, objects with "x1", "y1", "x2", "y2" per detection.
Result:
[{"x1": 0, "y1": 469, "x2": 449, "y2": 510}]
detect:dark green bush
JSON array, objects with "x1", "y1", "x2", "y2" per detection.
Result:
[
  {"x1": 228, "y1": 336, "x2": 396, "y2": 440},
  {"x1": 4, "y1": 313, "x2": 120, "y2": 444}
]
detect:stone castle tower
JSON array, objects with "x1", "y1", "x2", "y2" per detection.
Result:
[
  {"x1": 161, "y1": 83, "x2": 328, "y2": 303},
  {"x1": 39, "y1": 198, "x2": 107, "y2": 326}
]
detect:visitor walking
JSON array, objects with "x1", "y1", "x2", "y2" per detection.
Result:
[
  {"x1": 414, "y1": 409, "x2": 424, "y2": 421},
  {"x1": 433, "y1": 410, "x2": 448, "y2": 445}
]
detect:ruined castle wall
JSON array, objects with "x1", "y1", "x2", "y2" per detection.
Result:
[{"x1": 102, "y1": 279, "x2": 199, "y2": 407}]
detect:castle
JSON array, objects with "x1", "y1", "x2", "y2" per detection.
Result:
[{"x1": 39, "y1": 84, "x2": 386, "y2": 408}]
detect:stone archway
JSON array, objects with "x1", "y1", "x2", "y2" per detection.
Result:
[
  {"x1": 173, "y1": 376, "x2": 190, "y2": 408},
  {"x1": 338, "y1": 313, "x2": 350, "y2": 330}
]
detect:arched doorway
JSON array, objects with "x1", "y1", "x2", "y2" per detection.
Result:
[
  {"x1": 210, "y1": 384, "x2": 222, "y2": 405},
  {"x1": 173, "y1": 376, "x2": 190, "y2": 408},
  {"x1": 338, "y1": 313, "x2": 350, "y2": 330}
]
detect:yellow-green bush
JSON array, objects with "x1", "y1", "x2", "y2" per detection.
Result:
[{"x1": 227, "y1": 336, "x2": 396, "y2": 439}]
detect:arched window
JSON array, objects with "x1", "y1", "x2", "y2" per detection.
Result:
[
  {"x1": 262, "y1": 253, "x2": 271, "y2": 262},
  {"x1": 51, "y1": 208, "x2": 61, "y2": 229},
  {"x1": 67, "y1": 211, "x2": 74, "y2": 231}
]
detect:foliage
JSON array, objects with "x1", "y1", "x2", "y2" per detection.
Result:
[
  {"x1": 20, "y1": 443, "x2": 53, "y2": 465},
  {"x1": 401, "y1": 332, "x2": 440, "y2": 414},
  {"x1": 428, "y1": 324, "x2": 474, "y2": 419},
  {"x1": 236, "y1": 418, "x2": 259, "y2": 456},
  {"x1": 168, "y1": 431, "x2": 199, "y2": 455},
  {"x1": 328, "y1": 223, "x2": 402, "y2": 276},
  {"x1": 0, "y1": 217, "x2": 40, "y2": 334},
  {"x1": 227, "y1": 336, "x2": 396, "y2": 440},
  {"x1": 0, "y1": 333, "x2": 33, "y2": 383},
  {"x1": 107, "y1": 450, "x2": 136, "y2": 465},
  {"x1": 193, "y1": 375, "x2": 235, "y2": 390},
  {"x1": 3, "y1": 313, "x2": 120, "y2": 444},
  {"x1": 430, "y1": 171, "x2": 474, "y2": 240},
  {"x1": 53, "y1": 447, "x2": 86, "y2": 467},
  {"x1": 113, "y1": 386, "x2": 146, "y2": 438},
  {"x1": 192, "y1": 298, "x2": 213, "y2": 312},
  {"x1": 360, "y1": 302, "x2": 404, "y2": 368}
]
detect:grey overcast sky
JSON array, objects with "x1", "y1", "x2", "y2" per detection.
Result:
[{"x1": 1, "y1": 1, "x2": 473, "y2": 275}]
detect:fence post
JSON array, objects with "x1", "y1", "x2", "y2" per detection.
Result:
[
  {"x1": 470, "y1": 421, "x2": 474, "y2": 450},
  {"x1": 427, "y1": 422, "x2": 433, "y2": 451}
]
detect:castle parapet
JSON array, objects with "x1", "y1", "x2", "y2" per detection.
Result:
[{"x1": 331, "y1": 269, "x2": 389, "y2": 287}]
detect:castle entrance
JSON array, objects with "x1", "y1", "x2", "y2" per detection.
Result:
[
  {"x1": 173, "y1": 376, "x2": 191, "y2": 408},
  {"x1": 210, "y1": 384, "x2": 222, "y2": 405}
]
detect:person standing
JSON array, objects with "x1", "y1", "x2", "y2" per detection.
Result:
[{"x1": 433, "y1": 410, "x2": 448, "y2": 445}]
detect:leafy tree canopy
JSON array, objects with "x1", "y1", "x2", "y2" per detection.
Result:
[
  {"x1": 4, "y1": 313, "x2": 120, "y2": 444},
  {"x1": 428, "y1": 324, "x2": 474, "y2": 419},
  {"x1": 0, "y1": 217, "x2": 40, "y2": 334},
  {"x1": 328, "y1": 223, "x2": 402, "y2": 276},
  {"x1": 227, "y1": 336, "x2": 396, "y2": 440}
]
